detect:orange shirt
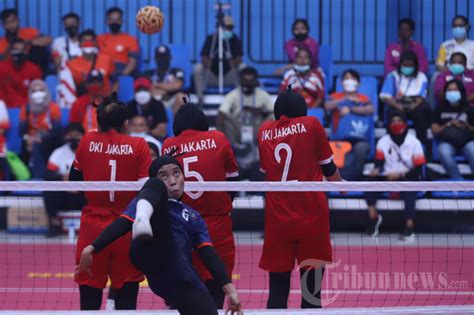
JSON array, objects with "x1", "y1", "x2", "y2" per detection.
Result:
[
  {"x1": 70, "y1": 95, "x2": 98, "y2": 132},
  {"x1": 66, "y1": 53, "x2": 115, "y2": 94},
  {"x1": 97, "y1": 33, "x2": 139, "y2": 65},
  {"x1": 0, "y1": 27, "x2": 39, "y2": 56},
  {"x1": 20, "y1": 102, "x2": 61, "y2": 136}
]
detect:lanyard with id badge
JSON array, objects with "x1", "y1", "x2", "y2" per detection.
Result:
[{"x1": 240, "y1": 92, "x2": 256, "y2": 144}]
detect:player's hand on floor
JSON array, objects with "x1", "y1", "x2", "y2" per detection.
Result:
[
  {"x1": 223, "y1": 283, "x2": 243, "y2": 315},
  {"x1": 75, "y1": 245, "x2": 94, "y2": 278}
]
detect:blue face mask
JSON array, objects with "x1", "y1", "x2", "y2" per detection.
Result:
[
  {"x1": 222, "y1": 30, "x2": 233, "y2": 40},
  {"x1": 452, "y1": 26, "x2": 467, "y2": 39},
  {"x1": 446, "y1": 90, "x2": 462, "y2": 105},
  {"x1": 400, "y1": 66, "x2": 415, "y2": 77},
  {"x1": 294, "y1": 64, "x2": 311, "y2": 73},
  {"x1": 448, "y1": 63, "x2": 465, "y2": 75}
]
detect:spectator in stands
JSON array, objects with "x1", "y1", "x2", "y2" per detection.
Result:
[
  {"x1": 436, "y1": 15, "x2": 474, "y2": 71},
  {"x1": 69, "y1": 70, "x2": 105, "y2": 133},
  {"x1": 127, "y1": 77, "x2": 168, "y2": 140},
  {"x1": 0, "y1": 38, "x2": 42, "y2": 108},
  {"x1": 0, "y1": 8, "x2": 52, "y2": 71},
  {"x1": 98, "y1": 7, "x2": 139, "y2": 76},
  {"x1": 435, "y1": 52, "x2": 474, "y2": 107},
  {"x1": 280, "y1": 48, "x2": 325, "y2": 108},
  {"x1": 216, "y1": 67, "x2": 273, "y2": 180},
  {"x1": 144, "y1": 44, "x2": 186, "y2": 113},
  {"x1": 384, "y1": 18, "x2": 428, "y2": 76},
  {"x1": 432, "y1": 79, "x2": 474, "y2": 179},
  {"x1": 366, "y1": 112, "x2": 425, "y2": 241},
  {"x1": 274, "y1": 18, "x2": 319, "y2": 76},
  {"x1": 193, "y1": 15, "x2": 243, "y2": 103},
  {"x1": 147, "y1": 141, "x2": 160, "y2": 161},
  {"x1": 128, "y1": 115, "x2": 162, "y2": 152},
  {"x1": 380, "y1": 50, "x2": 429, "y2": 144},
  {"x1": 52, "y1": 13, "x2": 82, "y2": 67},
  {"x1": 43, "y1": 123, "x2": 86, "y2": 237},
  {"x1": 0, "y1": 100, "x2": 9, "y2": 180},
  {"x1": 20, "y1": 80, "x2": 62, "y2": 179},
  {"x1": 67, "y1": 29, "x2": 115, "y2": 96},
  {"x1": 325, "y1": 69, "x2": 374, "y2": 181}
]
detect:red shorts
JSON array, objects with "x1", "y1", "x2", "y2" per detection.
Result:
[
  {"x1": 192, "y1": 214, "x2": 235, "y2": 281},
  {"x1": 259, "y1": 217, "x2": 332, "y2": 273},
  {"x1": 75, "y1": 210, "x2": 144, "y2": 289}
]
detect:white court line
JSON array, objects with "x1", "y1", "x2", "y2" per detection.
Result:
[{"x1": 0, "y1": 288, "x2": 472, "y2": 296}]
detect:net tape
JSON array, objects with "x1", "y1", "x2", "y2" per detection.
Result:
[{"x1": 0, "y1": 181, "x2": 473, "y2": 191}]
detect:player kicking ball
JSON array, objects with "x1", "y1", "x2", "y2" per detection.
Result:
[
  {"x1": 258, "y1": 87, "x2": 344, "y2": 309},
  {"x1": 76, "y1": 156, "x2": 243, "y2": 315}
]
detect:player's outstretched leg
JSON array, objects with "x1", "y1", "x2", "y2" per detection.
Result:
[
  {"x1": 267, "y1": 271, "x2": 291, "y2": 309},
  {"x1": 114, "y1": 281, "x2": 139, "y2": 310},
  {"x1": 79, "y1": 285, "x2": 103, "y2": 310},
  {"x1": 300, "y1": 268, "x2": 325, "y2": 308}
]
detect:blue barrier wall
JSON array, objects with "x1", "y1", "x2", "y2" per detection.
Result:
[{"x1": 1, "y1": 0, "x2": 473, "y2": 77}]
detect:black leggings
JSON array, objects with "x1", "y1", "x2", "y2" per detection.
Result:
[
  {"x1": 79, "y1": 282, "x2": 139, "y2": 310},
  {"x1": 267, "y1": 268, "x2": 325, "y2": 309}
]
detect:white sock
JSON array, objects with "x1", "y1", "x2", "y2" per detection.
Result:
[{"x1": 133, "y1": 199, "x2": 154, "y2": 239}]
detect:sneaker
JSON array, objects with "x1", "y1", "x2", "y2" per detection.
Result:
[
  {"x1": 366, "y1": 214, "x2": 383, "y2": 237},
  {"x1": 132, "y1": 217, "x2": 153, "y2": 240},
  {"x1": 399, "y1": 227, "x2": 415, "y2": 243},
  {"x1": 105, "y1": 299, "x2": 115, "y2": 310}
]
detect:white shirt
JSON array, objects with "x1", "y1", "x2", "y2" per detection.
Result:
[
  {"x1": 376, "y1": 133, "x2": 425, "y2": 174},
  {"x1": 437, "y1": 38, "x2": 474, "y2": 70},
  {"x1": 52, "y1": 36, "x2": 82, "y2": 64},
  {"x1": 219, "y1": 87, "x2": 274, "y2": 120},
  {"x1": 47, "y1": 143, "x2": 76, "y2": 176},
  {"x1": 380, "y1": 70, "x2": 428, "y2": 99}
]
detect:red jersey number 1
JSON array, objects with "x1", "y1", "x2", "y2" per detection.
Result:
[{"x1": 109, "y1": 160, "x2": 117, "y2": 202}]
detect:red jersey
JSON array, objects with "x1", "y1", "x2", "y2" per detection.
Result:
[
  {"x1": 73, "y1": 130, "x2": 151, "y2": 214},
  {"x1": 162, "y1": 129, "x2": 238, "y2": 216},
  {"x1": 0, "y1": 59, "x2": 42, "y2": 108},
  {"x1": 258, "y1": 115, "x2": 333, "y2": 223}
]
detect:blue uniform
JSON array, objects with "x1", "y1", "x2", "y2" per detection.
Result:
[{"x1": 122, "y1": 197, "x2": 213, "y2": 301}]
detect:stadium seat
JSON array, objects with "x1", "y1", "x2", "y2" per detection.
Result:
[
  {"x1": 166, "y1": 107, "x2": 174, "y2": 137},
  {"x1": 61, "y1": 108, "x2": 70, "y2": 128},
  {"x1": 118, "y1": 76, "x2": 135, "y2": 103},
  {"x1": 319, "y1": 45, "x2": 333, "y2": 91},
  {"x1": 204, "y1": 86, "x2": 234, "y2": 94},
  {"x1": 431, "y1": 179, "x2": 474, "y2": 198},
  {"x1": 259, "y1": 76, "x2": 281, "y2": 94},
  {"x1": 307, "y1": 107, "x2": 325, "y2": 126},
  {"x1": 335, "y1": 76, "x2": 379, "y2": 120},
  {"x1": 169, "y1": 44, "x2": 192, "y2": 91},
  {"x1": 45, "y1": 75, "x2": 58, "y2": 102},
  {"x1": 6, "y1": 108, "x2": 21, "y2": 154}
]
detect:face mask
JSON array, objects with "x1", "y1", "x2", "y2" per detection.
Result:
[
  {"x1": 135, "y1": 90, "x2": 151, "y2": 105},
  {"x1": 400, "y1": 66, "x2": 414, "y2": 76},
  {"x1": 446, "y1": 90, "x2": 462, "y2": 105},
  {"x1": 241, "y1": 84, "x2": 256, "y2": 95},
  {"x1": 389, "y1": 122, "x2": 408, "y2": 136},
  {"x1": 129, "y1": 132, "x2": 147, "y2": 138},
  {"x1": 109, "y1": 23, "x2": 121, "y2": 34},
  {"x1": 222, "y1": 30, "x2": 233, "y2": 40},
  {"x1": 11, "y1": 52, "x2": 27, "y2": 65},
  {"x1": 65, "y1": 26, "x2": 79, "y2": 37},
  {"x1": 294, "y1": 32, "x2": 308, "y2": 42},
  {"x1": 30, "y1": 91, "x2": 47, "y2": 105},
  {"x1": 294, "y1": 64, "x2": 310, "y2": 73},
  {"x1": 452, "y1": 26, "x2": 467, "y2": 39},
  {"x1": 68, "y1": 138, "x2": 81, "y2": 150},
  {"x1": 448, "y1": 63, "x2": 465, "y2": 75},
  {"x1": 342, "y1": 79, "x2": 359, "y2": 92},
  {"x1": 156, "y1": 59, "x2": 170, "y2": 70},
  {"x1": 82, "y1": 47, "x2": 98, "y2": 55}
]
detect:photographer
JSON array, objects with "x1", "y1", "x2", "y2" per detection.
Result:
[{"x1": 380, "y1": 50, "x2": 430, "y2": 144}]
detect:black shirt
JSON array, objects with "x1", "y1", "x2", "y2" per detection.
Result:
[
  {"x1": 433, "y1": 104, "x2": 474, "y2": 126},
  {"x1": 127, "y1": 98, "x2": 168, "y2": 129},
  {"x1": 200, "y1": 33, "x2": 243, "y2": 75}
]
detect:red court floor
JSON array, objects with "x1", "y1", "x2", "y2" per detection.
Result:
[{"x1": 1, "y1": 243, "x2": 473, "y2": 310}]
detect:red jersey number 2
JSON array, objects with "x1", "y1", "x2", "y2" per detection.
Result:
[{"x1": 274, "y1": 143, "x2": 292, "y2": 182}]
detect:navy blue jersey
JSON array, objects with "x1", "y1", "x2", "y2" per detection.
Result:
[{"x1": 122, "y1": 197, "x2": 213, "y2": 297}]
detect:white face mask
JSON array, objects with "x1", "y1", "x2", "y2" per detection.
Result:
[
  {"x1": 30, "y1": 91, "x2": 47, "y2": 105},
  {"x1": 81, "y1": 47, "x2": 98, "y2": 55},
  {"x1": 342, "y1": 79, "x2": 359, "y2": 92},
  {"x1": 134, "y1": 91, "x2": 151, "y2": 105},
  {"x1": 129, "y1": 132, "x2": 147, "y2": 138}
]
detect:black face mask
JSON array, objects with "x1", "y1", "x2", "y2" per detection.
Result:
[
  {"x1": 65, "y1": 26, "x2": 79, "y2": 37},
  {"x1": 12, "y1": 52, "x2": 27, "y2": 65},
  {"x1": 68, "y1": 138, "x2": 81, "y2": 150},
  {"x1": 156, "y1": 59, "x2": 170, "y2": 70},
  {"x1": 109, "y1": 23, "x2": 121, "y2": 34},
  {"x1": 294, "y1": 32, "x2": 308, "y2": 42},
  {"x1": 241, "y1": 84, "x2": 256, "y2": 95}
]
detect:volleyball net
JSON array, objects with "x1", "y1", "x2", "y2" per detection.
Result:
[{"x1": 0, "y1": 181, "x2": 473, "y2": 314}]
